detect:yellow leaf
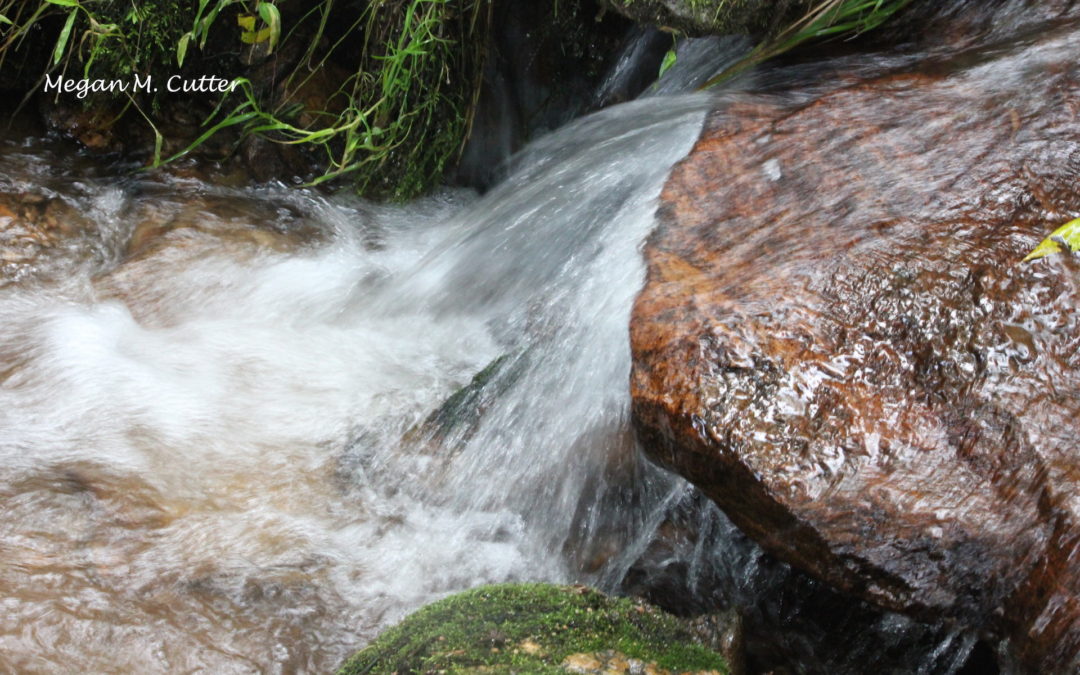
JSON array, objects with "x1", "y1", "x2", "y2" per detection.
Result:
[
  {"x1": 1024, "y1": 217, "x2": 1080, "y2": 262},
  {"x1": 240, "y1": 27, "x2": 272, "y2": 44}
]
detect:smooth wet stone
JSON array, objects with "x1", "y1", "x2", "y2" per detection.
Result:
[
  {"x1": 630, "y1": 13, "x2": 1080, "y2": 672},
  {"x1": 122, "y1": 195, "x2": 318, "y2": 261},
  {"x1": 0, "y1": 191, "x2": 91, "y2": 284}
]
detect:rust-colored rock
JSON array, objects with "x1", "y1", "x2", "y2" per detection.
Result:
[{"x1": 630, "y1": 15, "x2": 1080, "y2": 672}]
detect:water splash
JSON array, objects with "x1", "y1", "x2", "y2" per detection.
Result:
[
  {"x1": 0, "y1": 26, "x2": 998, "y2": 670},
  {"x1": 0, "y1": 93, "x2": 715, "y2": 672}
]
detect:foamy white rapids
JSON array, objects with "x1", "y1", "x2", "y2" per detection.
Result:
[{"x1": 0, "y1": 95, "x2": 714, "y2": 673}]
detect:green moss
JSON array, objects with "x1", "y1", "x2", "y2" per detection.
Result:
[{"x1": 336, "y1": 583, "x2": 729, "y2": 674}]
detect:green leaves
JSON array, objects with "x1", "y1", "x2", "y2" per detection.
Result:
[
  {"x1": 52, "y1": 9, "x2": 77, "y2": 65},
  {"x1": 659, "y1": 48, "x2": 677, "y2": 78},
  {"x1": 32, "y1": 0, "x2": 88, "y2": 66},
  {"x1": 177, "y1": 31, "x2": 192, "y2": 66},
  {"x1": 256, "y1": 2, "x2": 280, "y2": 51},
  {"x1": 13, "y1": 0, "x2": 485, "y2": 200},
  {"x1": 1024, "y1": 218, "x2": 1080, "y2": 262},
  {"x1": 238, "y1": 2, "x2": 280, "y2": 51}
]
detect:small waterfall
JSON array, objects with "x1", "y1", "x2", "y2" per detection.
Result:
[
  {"x1": 0, "y1": 31, "x2": 982, "y2": 675},
  {"x1": 0, "y1": 86, "x2": 715, "y2": 671}
]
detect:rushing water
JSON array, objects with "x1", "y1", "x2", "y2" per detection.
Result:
[
  {"x1": 0, "y1": 89, "x2": 723, "y2": 671},
  {"x1": 2, "y1": 26, "x2": 1014, "y2": 672}
]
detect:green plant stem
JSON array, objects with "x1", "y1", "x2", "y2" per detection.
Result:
[{"x1": 700, "y1": 0, "x2": 912, "y2": 89}]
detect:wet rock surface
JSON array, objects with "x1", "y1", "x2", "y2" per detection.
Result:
[
  {"x1": 602, "y1": 0, "x2": 813, "y2": 37},
  {"x1": 0, "y1": 190, "x2": 93, "y2": 286},
  {"x1": 618, "y1": 489, "x2": 978, "y2": 674},
  {"x1": 630, "y1": 12, "x2": 1080, "y2": 672}
]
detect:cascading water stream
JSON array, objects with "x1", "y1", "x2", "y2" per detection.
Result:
[
  {"x1": 0, "y1": 85, "x2": 719, "y2": 671},
  {"x1": 0, "y1": 30, "x2": 991, "y2": 673}
]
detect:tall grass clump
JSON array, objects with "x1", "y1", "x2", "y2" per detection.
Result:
[
  {"x1": 700, "y1": 0, "x2": 913, "y2": 88},
  {"x1": 0, "y1": 0, "x2": 492, "y2": 201},
  {"x1": 173, "y1": 0, "x2": 491, "y2": 200}
]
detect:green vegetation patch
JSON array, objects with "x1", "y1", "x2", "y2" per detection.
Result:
[
  {"x1": 337, "y1": 583, "x2": 729, "y2": 674},
  {"x1": 606, "y1": 0, "x2": 818, "y2": 36},
  {"x1": 610, "y1": 0, "x2": 913, "y2": 87},
  {"x1": 0, "y1": 0, "x2": 490, "y2": 201},
  {"x1": 700, "y1": 0, "x2": 913, "y2": 88}
]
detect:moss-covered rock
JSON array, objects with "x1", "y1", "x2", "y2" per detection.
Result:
[
  {"x1": 602, "y1": 0, "x2": 815, "y2": 36},
  {"x1": 336, "y1": 583, "x2": 730, "y2": 674}
]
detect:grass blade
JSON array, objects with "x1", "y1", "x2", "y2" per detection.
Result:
[
  {"x1": 52, "y1": 10, "x2": 77, "y2": 65},
  {"x1": 700, "y1": 0, "x2": 912, "y2": 89}
]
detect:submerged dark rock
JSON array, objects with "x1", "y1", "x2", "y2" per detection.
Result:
[
  {"x1": 630, "y1": 9, "x2": 1080, "y2": 672},
  {"x1": 618, "y1": 488, "x2": 979, "y2": 674}
]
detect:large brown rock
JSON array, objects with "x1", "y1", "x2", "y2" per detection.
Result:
[{"x1": 630, "y1": 12, "x2": 1080, "y2": 672}]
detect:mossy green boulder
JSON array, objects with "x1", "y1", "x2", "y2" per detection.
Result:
[
  {"x1": 336, "y1": 583, "x2": 729, "y2": 674},
  {"x1": 603, "y1": 0, "x2": 816, "y2": 36}
]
